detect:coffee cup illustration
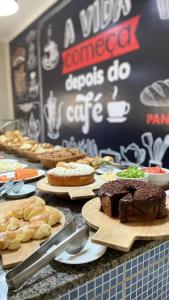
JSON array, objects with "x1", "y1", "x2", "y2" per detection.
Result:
[
  {"x1": 156, "y1": 0, "x2": 169, "y2": 19},
  {"x1": 44, "y1": 91, "x2": 63, "y2": 139},
  {"x1": 107, "y1": 86, "x2": 130, "y2": 123}
]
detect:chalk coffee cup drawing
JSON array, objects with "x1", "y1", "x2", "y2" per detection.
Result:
[
  {"x1": 107, "y1": 101, "x2": 130, "y2": 123},
  {"x1": 44, "y1": 91, "x2": 63, "y2": 139},
  {"x1": 156, "y1": 0, "x2": 169, "y2": 19}
]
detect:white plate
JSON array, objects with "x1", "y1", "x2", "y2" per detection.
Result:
[
  {"x1": 0, "y1": 169, "x2": 45, "y2": 184},
  {"x1": 7, "y1": 184, "x2": 36, "y2": 199},
  {"x1": 96, "y1": 165, "x2": 121, "y2": 174},
  {"x1": 54, "y1": 238, "x2": 107, "y2": 265}
]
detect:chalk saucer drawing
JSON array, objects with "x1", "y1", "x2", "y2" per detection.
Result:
[
  {"x1": 140, "y1": 79, "x2": 169, "y2": 107},
  {"x1": 106, "y1": 86, "x2": 130, "y2": 123}
]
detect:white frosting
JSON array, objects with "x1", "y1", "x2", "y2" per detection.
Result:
[{"x1": 47, "y1": 162, "x2": 94, "y2": 177}]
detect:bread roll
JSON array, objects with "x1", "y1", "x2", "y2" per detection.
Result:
[
  {"x1": 11, "y1": 196, "x2": 45, "y2": 219},
  {"x1": 30, "y1": 221, "x2": 51, "y2": 240},
  {"x1": 16, "y1": 225, "x2": 35, "y2": 242},
  {"x1": 29, "y1": 213, "x2": 49, "y2": 224},
  {"x1": 0, "y1": 232, "x2": 20, "y2": 251},
  {"x1": 45, "y1": 207, "x2": 62, "y2": 226},
  {"x1": 0, "y1": 215, "x2": 20, "y2": 231},
  {"x1": 23, "y1": 204, "x2": 45, "y2": 221},
  {"x1": 29, "y1": 207, "x2": 61, "y2": 226}
]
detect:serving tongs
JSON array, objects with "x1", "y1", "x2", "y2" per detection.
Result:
[
  {"x1": 0, "y1": 180, "x2": 24, "y2": 199},
  {"x1": 6, "y1": 219, "x2": 89, "y2": 289}
]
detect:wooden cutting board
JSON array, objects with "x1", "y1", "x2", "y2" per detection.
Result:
[
  {"x1": 37, "y1": 175, "x2": 106, "y2": 200},
  {"x1": 82, "y1": 197, "x2": 169, "y2": 252},
  {"x1": 0, "y1": 200, "x2": 65, "y2": 269}
]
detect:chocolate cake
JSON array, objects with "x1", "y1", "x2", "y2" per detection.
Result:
[{"x1": 98, "y1": 180, "x2": 166, "y2": 223}]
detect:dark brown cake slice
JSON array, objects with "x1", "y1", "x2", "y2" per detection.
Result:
[{"x1": 98, "y1": 180, "x2": 166, "y2": 223}]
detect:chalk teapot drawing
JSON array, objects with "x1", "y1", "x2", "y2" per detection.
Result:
[{"x1": 44, "y1": 91, "x2": 63, "y2": 140}]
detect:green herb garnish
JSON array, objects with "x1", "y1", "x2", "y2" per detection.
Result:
[{"x1": 117, "y1": 167, "x2": 145, "y2": 178}]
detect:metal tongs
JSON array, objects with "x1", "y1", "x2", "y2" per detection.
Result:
[
  {"x1": 0, "y1": 180, "x2": 24, "y2": 199},
  {"x1": 6, "y1": 219, "x2": 89, "y2": 289}
]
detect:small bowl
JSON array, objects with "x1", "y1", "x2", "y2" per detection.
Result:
[
  {"x1": 143, "y1": 168, "x2": 169, "y2": 186},
  {"x1": 116, "y1": 173, "x2": 149, "y2": 182}
]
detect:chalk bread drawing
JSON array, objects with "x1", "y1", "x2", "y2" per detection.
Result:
[
  {"x1": 18, "y1": 103, "x2": 38, "y2": 113},
  {"x1": 140, "y1": 79, "x2": 169, "y2": 107},
  {"x1": 107, "y1": 86, "x2": 130, "y2": 123},
  {"x1": 44, "y1": 91, "x2": 63, "y2": 140},
  {"x1": 42, "y1": 24, "x2": 60, "y2": 71},
  {"x1": 156, "y1": 0, "x2": 169, "y2": 20}
]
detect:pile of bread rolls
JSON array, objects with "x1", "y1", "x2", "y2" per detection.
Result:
[{"x1": 0, "y1": 196, "x2": 62, "y2": 251}]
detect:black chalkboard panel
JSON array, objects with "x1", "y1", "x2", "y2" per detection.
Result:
[{"x1": 10, "y1": 0, "x2": 169, "y2": 167}]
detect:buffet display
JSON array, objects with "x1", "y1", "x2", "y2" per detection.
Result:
[{"x1": 0, "y1": 129, "x2": 169, "y2": 257}]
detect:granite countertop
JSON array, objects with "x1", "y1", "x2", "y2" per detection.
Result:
[{"x1": 0, "y1": 153, "x2": 167, "y2": 300}]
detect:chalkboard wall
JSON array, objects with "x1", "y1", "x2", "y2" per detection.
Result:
[{"x1": 10, "y1": 0, "x2": 169, "y2": 167}]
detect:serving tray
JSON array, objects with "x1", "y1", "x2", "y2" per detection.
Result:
[
  {"x1": 0, "y1": 199, "x2": 65, "y2": 269},
  {"x1": 82, "y1": 197, "x2": 169, "y2": 252},
  {"x1": 37, "y1": 175, "x2": 106, "y2": 200}
]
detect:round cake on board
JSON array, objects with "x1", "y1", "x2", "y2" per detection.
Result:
[
  {"x1": 98, "y1": 179, "x2": 166, "y2": 223},
  {"x1": 47, "y1": 162, "x2": 95, "y2": 186}
]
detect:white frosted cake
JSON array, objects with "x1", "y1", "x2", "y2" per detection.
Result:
[{"x1": 47, "y1": 162, "x2": 95, "y2": 186}]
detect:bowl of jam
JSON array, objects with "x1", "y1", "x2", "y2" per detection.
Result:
[{"x1": 143, "y1": 166, "x2": 169, "y2": 186}]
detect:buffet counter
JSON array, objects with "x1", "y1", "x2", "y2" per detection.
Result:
[{"x1": 0, "y1": 154, "x2": 169, "y2": 300}]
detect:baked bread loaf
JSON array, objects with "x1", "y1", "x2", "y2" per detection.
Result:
[
  {"x1": 47, "y1": 162, "x2": 95, "y2": 186},
  {"x1": 140, "y1": 79, "x2": 169, "y2": 107},
  {"x1": 98, "y1": 180, "x2": 166, "y2": 223},
  {"x1": 39, "y1": 147, "x2": 86, "y2": 169}
]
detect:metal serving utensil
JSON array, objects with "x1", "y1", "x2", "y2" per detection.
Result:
[
  {"x1": 0, "y1": 181, "x2": 24, "y2": 199},
  {"x1": 6, "y1": 220, "x2": 89, "y2": 289}
]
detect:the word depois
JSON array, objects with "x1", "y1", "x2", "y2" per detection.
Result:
[{"x1": 64, "y1": 0, "x2": 132, "y2": 49}]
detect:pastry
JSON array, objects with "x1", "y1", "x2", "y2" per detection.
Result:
[
  {"x1": 0, "y1": 196, "x2": 62, "y2": 251},
  {"x1": 98, "y1": 180, "x2": 166, "y2": 223},
  {"x1": 0, "y1": 231, "x2": 21, "y2": 251},
  {"x1": 16, "y1": 225, "x2": 35, "y2": 242},
  {"x1": 30, "y1": 221, "x2": 51, "y2": 240},
  {"x1": 47, "y1": 162, "x2": 95, "y2": 186},
  {"x1": 30, "y1": 207, "x2": 62, "y2": 226},
  {"x1": 39, "y1": 147, "x2": 86, "y2": 169},
  {"x1": 11, "y1": 196, "x2": 45, "y2": 219},
  {"x1": 23, "y1": 204, "x2": 45, "y2": 221},
  {"x1": 0, "y1": 215, "x2": 20, "y2": 231}
]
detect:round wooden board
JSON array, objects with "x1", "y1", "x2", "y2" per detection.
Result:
[
  {"x1": 37, "y1": 174, "x2": 107, "y2": 200},
  {"x1": 0, "y1": 199, "x2": 65, "y2": 269},
  {"x1": 82, "y1": 197, "x2": 169, "y2": 252}
]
